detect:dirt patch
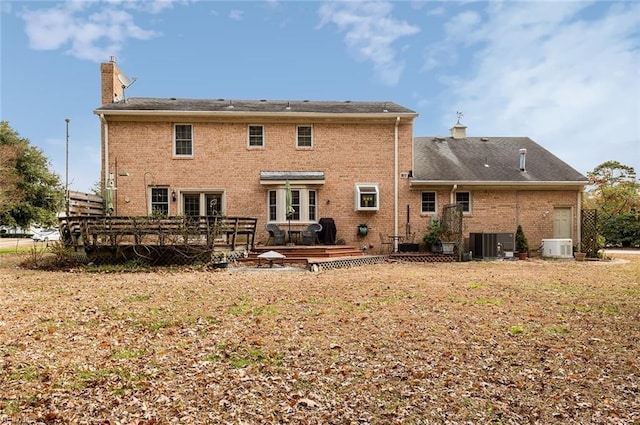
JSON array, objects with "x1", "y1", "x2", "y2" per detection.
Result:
[{"x1": 1, "y1": 254, "x2": 638, "y2": 423}]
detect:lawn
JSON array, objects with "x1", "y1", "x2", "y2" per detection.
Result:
[{"x1": 0, "y1": 253, "x2": 638, "y2": 424}]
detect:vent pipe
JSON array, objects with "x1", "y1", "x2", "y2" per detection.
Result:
[{"x1": 519, "y1": 149, "x2": 527, "y2": 171}]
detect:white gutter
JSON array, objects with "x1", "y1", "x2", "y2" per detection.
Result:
[
  {"x1": 394, "y1": 117, "x2": 400, "y2": 252},
  {"x1": 99, "y1": 114, "x2": 109, "y2": 197},
  {"x1": 93, "y1": 109, "x2": 419, "y2": 120},
  {"x1": 410, "y1": 180, "x2": 588, "y2": 187}
]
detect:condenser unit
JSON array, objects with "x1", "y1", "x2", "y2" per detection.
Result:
[
  {"x1": 470, "y1": 233, "x2": 515, "y2": 259},
  {"x1": 542, "y1": 239, "x2": 573, "y2": 258}
]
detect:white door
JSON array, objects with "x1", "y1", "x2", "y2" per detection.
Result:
[{"x1": 553, "y1": 207, "x2": 572, "y2": 239}]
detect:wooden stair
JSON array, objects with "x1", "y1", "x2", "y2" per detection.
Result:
[{"x1": 242, "y1": 245, "x2": 366, "y2": 267}]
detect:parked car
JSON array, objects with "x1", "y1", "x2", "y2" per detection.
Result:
[{"x1": 32, "y1": 229, "x2": 61, "y2": 242}]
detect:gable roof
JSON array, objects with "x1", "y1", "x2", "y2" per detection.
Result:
[
  {"x1": 412, "y1": 136, "x2": 588, "y2": 185},
  {"x1": 94, "y1": 97, "x2": 417, "y2": 117}
]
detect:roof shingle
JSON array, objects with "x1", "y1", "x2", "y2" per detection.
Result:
[
  {"x1": 413, "y1": 136, "x2": 587, "y2": 183},
  {"x1": 95, "y1": 97, "x2": 417, "y2": 115}
]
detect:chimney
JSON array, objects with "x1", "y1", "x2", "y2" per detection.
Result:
[
  {"x1": 519, "y1": 148, "x2": 527, "y2": 171},
  {"x1": 100, "y1": 56, "x2": 124, "y2": 105},
  {"x1": 449, "y1": 121, "x2": 467, "y2": 139}
]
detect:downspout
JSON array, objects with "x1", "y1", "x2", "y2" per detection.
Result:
[
  {"x1": 394, "y1": 117, "x2": 400, "y2": 253},
  {"x1": 450, "y1": 184, "x2": 457, "y2": 203},
  {"x1": 99, "y1": 114, "x2": 109, "y2": 203}
]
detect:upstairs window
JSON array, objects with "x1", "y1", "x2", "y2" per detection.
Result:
[
  {"x1": 355, "y1": 184, "x2": 379, "y2": 211},
  {"x1": 174, "y1": 124, "x2": 193, "y2": 156},
  {"x1": 455, "y1": 191, "x2": 471, "y2": 213},
  {"x1": 248, "y1": 125, "x2": 264, "y2": 147},
  {"x1": 297, "y1": 125, "x2": 313, "y2": 148}
]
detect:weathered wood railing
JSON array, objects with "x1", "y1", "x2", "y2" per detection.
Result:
[{"x1": 59, "y1": 216, "x2": 257, "y2": 252}]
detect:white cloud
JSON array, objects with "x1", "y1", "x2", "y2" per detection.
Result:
[
  {"x1": 425, "y1": 2, "x2": 640, "y2": 174},
  {"x1": 229, "y1": 9, "x2": 244, "y2": 21},
  {"x1": 19, "y1": 1, "x2": 167, "y2": 62},
  {"x1": 317, "y1": 1, "x2": 420, "y2": 86}
]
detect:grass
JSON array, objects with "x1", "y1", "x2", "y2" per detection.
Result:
[{"x1": 1, "y1": 256, "x2": 638, "y2": 423}]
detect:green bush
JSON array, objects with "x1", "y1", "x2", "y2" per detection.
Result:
[{"x1": 600, "y1": 213, "x2": 640, "y2": 247}]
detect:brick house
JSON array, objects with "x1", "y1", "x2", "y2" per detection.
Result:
[
  {"x1": 95, "y1": 59, "x2": 588, "y2": 252},
  {"x1": 411, "y1": 122, "x2": 589, "y2": 255}
]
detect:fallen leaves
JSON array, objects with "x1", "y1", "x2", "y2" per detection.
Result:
[{"x1": 0, "y1": 256, "x2": 639, "y2": 423}]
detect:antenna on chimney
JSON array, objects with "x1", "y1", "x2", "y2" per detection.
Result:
[{"x1": 117, "y1": 72, "x2": 137, "y2": 103}]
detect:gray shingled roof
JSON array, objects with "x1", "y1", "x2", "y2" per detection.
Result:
[
  {"x1": 95, "y1": 97, "x2": 417, "y2": 115},
  {"x1": 413, "y1": 136, "x2": 588, "y2": 183}
]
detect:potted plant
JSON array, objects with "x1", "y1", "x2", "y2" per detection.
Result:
[
  {"x1": 423, "y1": 219, "x2": 443, "y2": 253},
  {"x1": 211, "y1": 251, "x2": 228, "y2": 269},
  {"x1": 515, "y1": 225, "x2": 529, "y2": 260},
  {"x1": 438, "y1": 223, "x2": 458, "y2": 255}
]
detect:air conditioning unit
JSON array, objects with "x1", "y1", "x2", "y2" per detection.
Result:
[
  {"x1": 542, "y1": 239, "x2": 573, "y2": 258},
  {"x1": 470, "y1": 233, "x2": 515, "y2": 259}
]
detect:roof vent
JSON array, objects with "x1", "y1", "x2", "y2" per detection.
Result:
[
  {"x1": 481, "y1": 137, "x2": 489, "y2": 142},
  {"x1": 260, "y1": 99, "x2": 266, "y2": 102},
  {"x1": 519, "y1": 149, "x2": 527, "y2": 171}
]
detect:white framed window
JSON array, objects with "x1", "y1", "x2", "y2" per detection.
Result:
[
  {"x1": 174, "y1": 124, "x2": 193, "y2": 156},
  {"x1": 296, "y1": 125, "x2": 313, "y2": 148},
  {"x1": 355, "y1": 184, "x2": 379, "y2": 211},
  {"x1": 421, "y1": 191, "x2": 437, "y2": 214},
  {"x1": 181, "y1": 191, "x2": 224, "y2": 216},
  {"x1": 455, "y1": 191, "x2": 471, "y2": 213},
  {"x1": 150, "y1": 187, "x2": 169, "y2": 216},
  {"x1": 268, "y1": 190, "x2": 277, "y2": 221},
  {"x1": 248, "y1": 125, "x2": 264, "y2": 147},
  {"x1": 267, "y1": 188, "x2": 318, "y2": 222}
]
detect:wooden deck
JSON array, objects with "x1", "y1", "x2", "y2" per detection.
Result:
[{"x1": 245, "y1": 244, "x2": 366, "y2": 266}]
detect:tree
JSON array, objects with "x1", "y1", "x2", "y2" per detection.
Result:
[
  {"x1": 585, "y1": 161, "x2": 640, "y2": 247},
  {"x1": 0, "y1": 121, "x2": 64, "y2": 228}
]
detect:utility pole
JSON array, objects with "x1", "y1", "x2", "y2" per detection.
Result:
[{"x1": 65, "y1": 118, "x2": 70, "y2": 216}]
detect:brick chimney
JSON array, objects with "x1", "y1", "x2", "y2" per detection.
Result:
[
  {"x1": 100, "y1": 56, "x2": 124, "y2": 105},
  {"x1": 449, "y1": 121, "x2": 467, "y2": 139}
]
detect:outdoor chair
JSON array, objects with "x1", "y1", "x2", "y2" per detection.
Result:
[
  {"x1": 265, "y1": 223, "x2": 286, "y2": 245},
  {"x1": 379, "y1": 232, "x2": 393, "y2": 254},
  {"x1": 302, "y1": 223, "x2": 322, "y2": 245}
]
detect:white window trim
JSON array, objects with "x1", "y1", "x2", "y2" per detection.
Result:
[
  {"x1": 173, "y1": 123, "x2": 194, "y2": 158},
  {"x1": 247, "y1": 124, "x2": 265, "y2": 148},
  {"x1": 455, "y1": 191, "x2": 472, "y2": 214},
  {"x1": 178, "y1": 190, "x2": 226, "y2": 215},
  {"x1": 355, "y1": 183, "x2": 379, "y2": 211},
  {"x1": 421, "y1": 191, "x2": 438, "y2": 215},
  {"x1": 267, "y1": 187, "x2": 318, "y2": 223},
  {"x1": 149, "y1": 186, "x2": 170, "y2": 216},
  {"x1": 296, "y1": 125, "x2": 313, "y2": 149}
]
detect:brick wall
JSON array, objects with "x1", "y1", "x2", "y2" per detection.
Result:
[
  {"x1": 106, "y1": 117, "x2": 415, "y2": 248},
  {"x1": 412, "y1": 187, "x2": 580, "y2": 253}
]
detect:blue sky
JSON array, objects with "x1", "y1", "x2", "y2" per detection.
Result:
[{"x1": 1, "y1": 0, "x2": 639, "y2": 193}]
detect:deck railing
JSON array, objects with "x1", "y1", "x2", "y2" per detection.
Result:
[{"x1": 59, "y1": 215, "x2": 257, "y2": 252}]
